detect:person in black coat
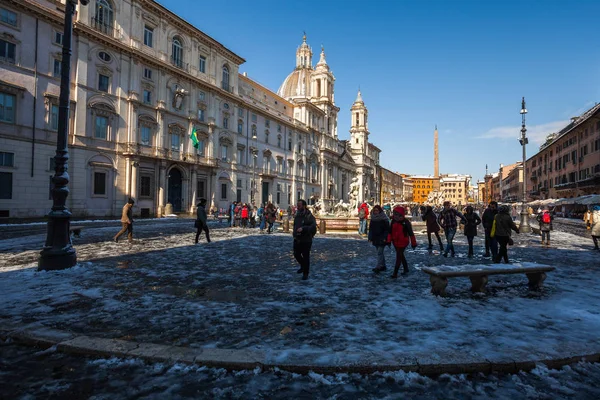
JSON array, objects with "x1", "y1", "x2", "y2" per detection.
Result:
[
  {"x1": 368, "y1": 205, "x2": 390, "y2": 272},
  {"x1": 481, "y1": 201, "x2": 498, "y2": 258},
  {"x1": 292, "y1": 199, "x2": 317, "y2": 280},
  {"x1": 421, "y1": 205, "x2": 444, "y2": 251},
  {"x1": 463, "y1": 206, "x2": 481, "y2": 257}
]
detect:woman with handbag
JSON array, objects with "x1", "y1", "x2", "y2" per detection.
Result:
[{"x1": 490, "y1": 205, "x2": 519, "y2": 263}]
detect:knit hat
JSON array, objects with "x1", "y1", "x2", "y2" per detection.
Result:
[{"x1": 393, "y1": 206, "x2": 405, "y2": 216}]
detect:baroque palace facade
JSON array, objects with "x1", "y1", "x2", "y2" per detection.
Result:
[{"x1": 0, "y1": 0, "x2": 381, "y2": 219}]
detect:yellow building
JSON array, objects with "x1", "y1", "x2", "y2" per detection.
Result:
[{"x1": 411, "y1": 176, "x2": 437, "y2": 203}]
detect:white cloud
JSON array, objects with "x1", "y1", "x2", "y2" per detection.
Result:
[{"x1": 477, "y1": 120, "x2": 570, "y2": 145}]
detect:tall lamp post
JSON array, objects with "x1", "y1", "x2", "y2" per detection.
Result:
[
  {"x1": 251, "y1": 131, "x2": 257, "y2": 204},
  {"x1": 39, "y1": 0, "x2": 89, "y2": 270},
  {"x1": 518, "y1": 97, "x2": 531, "y2": 233}
]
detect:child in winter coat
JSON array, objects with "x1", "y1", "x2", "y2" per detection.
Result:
[
  {"x1": 536, "y1": 209, "x2": 553, "y2": 246},
  {"x1": 387, "y1": 206, "x2": 417, "y2": 278},
  {"x1": 368, "y1": 205, "x2": 390, "y2": 272}
]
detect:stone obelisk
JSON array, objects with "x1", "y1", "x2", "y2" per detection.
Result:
[{"x1": 433, "y1": 125, "x2": 440, "y2": 191}]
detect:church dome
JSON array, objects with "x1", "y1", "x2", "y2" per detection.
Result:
[{"x1": 277, "y1": 68, "x2": 312, "y2": 99}]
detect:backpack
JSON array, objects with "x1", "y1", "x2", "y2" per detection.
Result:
[
  {"x1": 542, "y1": 212, "x2": 551, "y2": 224},
  {"x1": 358, "y1": 208, "x2": 366, "y2": 219}
]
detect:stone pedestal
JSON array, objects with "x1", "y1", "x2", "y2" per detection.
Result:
[{"x1": 165, "y1": 203, "x2": 173, "y2": 216}]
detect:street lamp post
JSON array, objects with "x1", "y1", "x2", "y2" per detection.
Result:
[
  {"x1": 518, "y1": 97, "x2": 532, "y2": 233},
  {"x1": 39, "y1": 0, "x2": 89, "y2": 271},
  {"x1": 251, "y1": 132, "x2": 257, "y2": 205}
]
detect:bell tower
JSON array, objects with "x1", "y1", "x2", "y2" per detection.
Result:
[
  {"x1": 311, "y1": 45, "x2": 338, "y2": 136},
  {"x1": 350, "y1": 90, "x2": 369, "y2": 153}
]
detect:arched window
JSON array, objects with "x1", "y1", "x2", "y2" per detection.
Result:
[
  {"x1": 172, "y1": 38, "x2": 183, "y2": 68},
  {"x1": 94, "y1": 0, "x2": 114, "y2": 35},
  {"x1": 222, "y1": 65, "x2": 230, "y2": 91}
]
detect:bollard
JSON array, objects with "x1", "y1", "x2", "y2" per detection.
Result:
[
  {"x1": 319, "y1": 219, "x2": 326, "y2": 234},
  {"x1": 283, "y1": 218, "x2": 290, "y2": 233}
]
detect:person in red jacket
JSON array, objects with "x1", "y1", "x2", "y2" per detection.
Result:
[
  {"x1": 387, "y1": 206, "x2": 417, "y2": 278},
  {"x1": 358, "y1": 202, "x2": 370, "y2": 236},
  {"x1": 241, "y1": 203, "x2": 249, "y2": 228}
]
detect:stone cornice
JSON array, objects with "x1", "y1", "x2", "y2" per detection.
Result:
[{"x1": 138, "y1": 0, "x2": 245, "y2": 65}]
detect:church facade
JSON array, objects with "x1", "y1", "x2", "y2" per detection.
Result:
[{"x1": 0, "y1": 0, "x2": 381, "y2": 219}]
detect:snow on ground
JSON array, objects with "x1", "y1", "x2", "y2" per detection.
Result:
[
  {"x1": 1, "y1": 219, "x2": 600, "y2": 368},
  {"x1": 2, "y1": 342, "x2": 600, "y2": 399}
]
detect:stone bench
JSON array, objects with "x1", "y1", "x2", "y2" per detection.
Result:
[
  {"x1": 422, "y1": 263, "x2": 555, "y2": 296},
  {"x1": 70, "y1": 226, "x2": 84, "y2": 237}
]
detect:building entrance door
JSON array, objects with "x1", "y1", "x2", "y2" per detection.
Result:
[
  {"x1": 168, "y1": 168, "x2": 183, "y2": 212},
  {"x1": 262, "y1": 182, "x2": 269, "y2": 205}
]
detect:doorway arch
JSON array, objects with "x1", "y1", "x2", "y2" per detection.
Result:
[{"x1": 168, "y1": 167, "x2": 183, "y2": 212}]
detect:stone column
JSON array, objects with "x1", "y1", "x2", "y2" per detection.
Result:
[
  {"x1": 190, "y1": 167, "x2": 197, "y2": 213},
  {"x1": 158, "y1": 163, "x2": 166, "y2": 216},
  {"x1": 125, "y1": 156, "x2": 132, "y2": 198},
  {"x1": 130, "y1": 159, "x2": 139, "y2": 200}
]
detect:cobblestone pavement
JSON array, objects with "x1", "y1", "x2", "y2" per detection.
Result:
[
  {"x1": 1, "y1": 218, "x2": 599, "y2": 398},
  {"x1": 2, "y1": 341, "x2": 600, "y2": 399}
]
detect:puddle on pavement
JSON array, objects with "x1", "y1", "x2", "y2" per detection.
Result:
[
  {"x1": 149, "y1": 285, "x2": 245, "y2": 301},
  {"x1": 116, "y1": 260, "x2": 134, "y2": 269}
]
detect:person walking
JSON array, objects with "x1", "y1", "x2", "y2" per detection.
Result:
[
  {"x1": 358, "y1": 201, "x2": 369, "y2": 236},
  {"x1": 229, "y1": 201, "x2": 236, "y2": 227},
  {"x1": 481, "y1": 201, "x2": 499, "y2": 259},
  {"x1": 421, "y1": 205, "x2": 444, "y2": 251},
  {"x1": 368, "y1": 205, "x2": 390, "y2": 272},
  {"x1": 258, "y1": 203, "x2": 265, "y2": 231},
  {"x1": 114, "y1": 198, "x2": 135, "y2": 243},
  {"x1": 590, "y1": 205, "x2": 600, "y2": 251},
  {"x1": 194, "y1": 198, "x2": 211, "y2": 244},
  {"x1": 438, "y1": 201, "x2": 466, "y2": 257},
  {"x1": 388, "y1": 206, "x2": 417, "y2": 278},
  {"x1": 292, "y1": 199, "x2": 317, "y2": 280},
  {"x1": 265, "y1": 202, "x2": 277, "y2": 233},
  {"x1": 584, "y1": 208, "x2": 593, "y2": 230},
  {"x1": 491, "y1": 205, "x2": 520, "y2": 263},
  {"x1": 535, "y1": 209, "x2": 553, "y2": 246},
  {"x1": 463, "y1": 206, "x2": 481, "y2": 257},
  {"x1": 241, "y1": 203, "x2": 249, "y2": 228}
]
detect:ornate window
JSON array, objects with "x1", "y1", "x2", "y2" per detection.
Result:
[
  {"x1": 0, "y1": 7, "x2": 18, "y2": 27},
  {"x1": 168, "y1": 123, "x2": 185, "y2": 152},
  {"x1": 172, "y1": 37, "x2": 183, "y2": 67},
  {"x1": 199, "y1": 55, "x2": 206, "y2": 73},
  {"x1": 251, "y1": 124, "x2": 257, "y2": 138},
  {"x1": 0, "y1": 39, "x2": 16, "y2": 63},
  {"x1": 221, "y1": 65, "x2": 230, "y2": 91},
  {"x1": 143, "y1": 25, "x2": 153, "y2": 47},
  {"x1": 0, "y1": 92, "x2": 16, "y2": 123},
  {"x1": 237, "y1": 119, "x2": 243, "y2": 134},
  {"x1": 223, "y1": 116, "x2": 229, "y2": 129},
  {"x1": 98, "y1": 51, "x2": 111, "y2": 62},
  {"x1": 90, "y1": 103, "x2": 115, "y2": 140},
  {"x1": 93, "y1": 0, "x2": 114, "y2": 35},
  {"x1": 138, "y1": 115, "x2": 156, "y2": 146}
]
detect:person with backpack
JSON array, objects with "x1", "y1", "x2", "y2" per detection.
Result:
[
  {"x1": 369, "y1": 205, "x2": 390, "y2": 272},
  {"x1": 292, "y1": 199, "x2": 317, "y2": 280},
  {"x1": 194, "y1": 198, "x2": 211, "y2": 244},
  {"x1": 438, "y1": 201, "x2": 466, "y2": 257},
  {"x1": 591, "y1": 205, "x2": 600, "y2": 251},
  {"x1": 535, "y1": 209, "x2": 553, "y2": 246},
  {"x1": 463, "y1": 206, "x2": 481, "y2": 257},
  {"x1": 490, "y1": 205, "x2": 519, "y2": 263},
  {"x1": 421, "y1": 205, "x2": 444, "y2": 251},
  {"x1": 387, "y1": 206, "x2": 417, "y2": 278},
  {"x1": 358, "y1": 202, "x2": 369, "y2": 236}
]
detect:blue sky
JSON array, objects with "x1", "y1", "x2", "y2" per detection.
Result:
[{"x1": 159, "y1": 0, "x2": 600, "y2": 183}]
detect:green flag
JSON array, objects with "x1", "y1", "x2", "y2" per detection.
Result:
[{"x1": 190, "y1": 126, "x2": 199, "y2": 149}]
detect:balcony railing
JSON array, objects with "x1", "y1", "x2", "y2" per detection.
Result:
[
  {"x1": 221, "y1": 83, "x2": 231, "y2": 92},
  {"x1": 91, "y1": 17, "x2": 120, "y2": 39},
  {"x1": 170, "y1": 56, "x2": 189, "y2": 72}
]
